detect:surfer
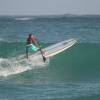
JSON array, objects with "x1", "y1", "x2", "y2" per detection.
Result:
[{"x1": 26, "y1": 34, "x2": 46, "y2": 62}]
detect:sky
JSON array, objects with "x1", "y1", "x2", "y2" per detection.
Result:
[{"x1": 0, "y1": 0, "x2": 100, "y2": 15}]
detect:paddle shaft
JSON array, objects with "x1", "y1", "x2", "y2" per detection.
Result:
[
  {"x1": 39, "y1": 48, "x2": 46, "y2": 62},
  {"x1": 37, "y1": 40, "x2": 46, "y2": 62}
]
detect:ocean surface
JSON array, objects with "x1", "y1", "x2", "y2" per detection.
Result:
[{"x1": 0, "y1": 15, "x2": 100, "y2": 100}]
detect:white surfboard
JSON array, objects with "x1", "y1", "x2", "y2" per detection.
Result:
[{"x1": 32, "y1": 38, "x2": 77, "y2": 58}]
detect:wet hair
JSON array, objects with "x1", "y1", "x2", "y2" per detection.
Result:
[
  {"x1": 29, "y1": 34, "x2": 33, "y2": 38},
  {"x1": 29, "y1": 34, "x2": 32, "y2": 36}
]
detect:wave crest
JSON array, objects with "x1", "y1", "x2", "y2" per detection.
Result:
[{"x1": 0, "y1": 55, "x2": 49, "y2": 77}]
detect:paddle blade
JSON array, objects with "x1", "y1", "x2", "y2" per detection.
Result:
[{"x1": 43, "y1": 56, "x2": 46, "y2": 62}]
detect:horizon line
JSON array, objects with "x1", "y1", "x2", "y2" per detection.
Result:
[{"x1": 0, "y1": 13, "x2": 100, "y2": 17}]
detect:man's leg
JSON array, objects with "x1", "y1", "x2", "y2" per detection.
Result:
[
  {"x1": 26, "y1": 47, "x2": 28, "y2": 59},
  {"x1": 26, "y1": 52, "x2": 28, "y2": 59}
]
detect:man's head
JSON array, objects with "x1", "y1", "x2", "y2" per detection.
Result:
[{"x1": 29, "y1": 34, "x2": 34, "y2": 38}]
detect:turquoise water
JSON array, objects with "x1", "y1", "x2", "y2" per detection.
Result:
[{"x1": 0, "y1": 15, "x2": 100, "y2": 100}]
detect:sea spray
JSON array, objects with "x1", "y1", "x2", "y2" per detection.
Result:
[{"x1": 0, "y1": 56, "x2": 49, "y2": 77}]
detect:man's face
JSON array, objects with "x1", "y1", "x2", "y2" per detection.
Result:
[{"x1": 31, "y1": 35, "x2": 34, "y2": 38}]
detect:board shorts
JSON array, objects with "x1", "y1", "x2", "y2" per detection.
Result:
[{"x1": 26, "y1": 44, "x2": 39, "y2": 53}]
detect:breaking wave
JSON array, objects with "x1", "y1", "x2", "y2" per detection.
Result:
[{"x1": 0, "y1": 55, "x2": 49, "y2": 77}]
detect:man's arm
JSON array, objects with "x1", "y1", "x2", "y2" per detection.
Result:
[{"x1": 32, "y1": 37, "x2": 40, "y2": 47}]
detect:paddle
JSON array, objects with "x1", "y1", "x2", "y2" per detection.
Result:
[
  {"x1": 39, "y1": 48, "x2": 46, "y2": 62},
  {"x1": 37, "y1": 40, "x2": 46, "y2": 62}
]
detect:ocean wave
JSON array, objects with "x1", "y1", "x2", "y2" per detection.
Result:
[
  {"x1": 14, "y1": 17, "x2": 36, "y2": 21},
  {"x1": 0, "y1": 42, "x2": 100, "y2": 78},
  {"x1": 0, "y1": 55, "x2": 49, "y2": 77},
  {"x1": 0, "y1": 38, "x2": 5, "y2": 42}
]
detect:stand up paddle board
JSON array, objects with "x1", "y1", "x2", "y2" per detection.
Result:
[{"x1": 31, "y1": 38, "x2": 77, "y2": 58}]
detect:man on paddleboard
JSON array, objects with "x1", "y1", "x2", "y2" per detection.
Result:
[{"x1": 26, "y1": 34, "x2": 45, "y2": 61}]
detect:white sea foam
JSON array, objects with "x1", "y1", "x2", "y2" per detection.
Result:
[
  {"x1": 0, "y1": 55, "x2": 49, "y2": 77},
  {"x1": 0, "y1": 38, "x2": 5, "y2": 42},
  {"x1": 15, "y1": 17, "x2": 32, "y2": 21}
]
